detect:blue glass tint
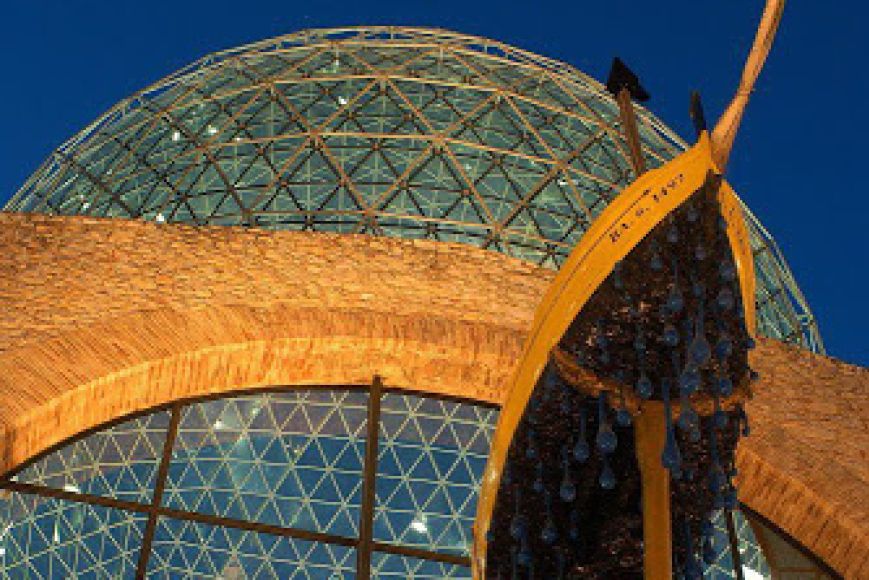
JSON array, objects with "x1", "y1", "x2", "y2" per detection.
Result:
[
  {"x1": 373, "y1": 393, "x2": 498, "y2": 555},
  {"x1": 162, "y1": 390, "x2": 368, "y2": 537},
  {"x1": 703, "y1": 510, "x2": 771, "y2": 579},
  {"x1": 0, "y1": 388, "x2": 776, "y2": 578},
  {"x1": 147, "y1": 517, "x2": 356, "y2": 579},
  {"x1": 0, "y1": 491, "x2": 146, "y2": 578},
  {"x1": 13, "y1": 411, "x2": 171, "y2": 504},
  {"x1": 732, "y1": 510, "x2": 771, "y2": 579}
]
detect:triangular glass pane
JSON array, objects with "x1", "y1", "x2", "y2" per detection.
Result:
[
  {"x1": 328, "y1": 81, "x2": 430, "y2": 136},
  {"x1": 0, "y1": 490, "x2": 146, "y2": 578},
  {"x1": 374, "y1": 392, "x2": 498, "y2": 555},
  {"x1": 163, "y1": 390, "x2": 367, "y2": 536},
  {"x1": 13, "y1": 411, "x2": 170, "y2": 504}
]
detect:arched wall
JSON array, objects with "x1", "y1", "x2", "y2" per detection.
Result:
[{"x1": 0, "y1": 213, "x2": 865, "y2": 578}]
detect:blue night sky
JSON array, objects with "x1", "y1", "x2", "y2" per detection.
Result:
[{"x1": 1, "y1": 1, "x2": 866, "y2": 365}]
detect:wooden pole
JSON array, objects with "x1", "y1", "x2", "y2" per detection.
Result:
[
  {"x1": 634, "y1": 403, "x2": 672, "y2": 580},
  {"x1": 711, "y1": 0, "x2": 785, "y2": 170},
  {"x1": 616, "y1": 87, "x2": 647, "y2": 176},
  {"x1": 611, "y1": 66, "x2": 668, "y2": 578}
]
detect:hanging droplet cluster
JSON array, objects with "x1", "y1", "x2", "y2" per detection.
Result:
[
  {"x1": 562, "y1": 174, "x2": 757, "y2": 578},
  {"x1": 487, "y1": 362, "x2": 643, "y2": 579},
  {"x1": 486, "y1": 174, "x2": 757, "y2": 579}
]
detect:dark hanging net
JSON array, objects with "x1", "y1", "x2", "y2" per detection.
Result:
[{"x1": 486, "y1": 173, "x2": 756, "y2": 579}]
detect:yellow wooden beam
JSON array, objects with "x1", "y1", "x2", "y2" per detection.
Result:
[
  {"x1": 720, "y1": 181, "x2": 758, "y2": 338},
  {"x1": 635, "y1": 402, "x2": 672, "y2": 580}
]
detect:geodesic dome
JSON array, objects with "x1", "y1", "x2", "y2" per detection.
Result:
[{"x1": 3, "y1": 27, "x2": 820, "y2": 350}]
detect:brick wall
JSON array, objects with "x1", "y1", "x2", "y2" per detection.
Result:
[{"x1": 0, "y1": 212, "x2": 547, "y2": 354}]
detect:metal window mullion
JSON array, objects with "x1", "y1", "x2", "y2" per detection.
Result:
[
  {"x1": 1, "y1": 479, "x2": 359, "y2": 546},
  {"x1": 355, "y1": 376, "x2": 383, "y2": 579},
  {"x1": 727, "y1": 509, "x2": 746, "y2": 580},
  {"x1": 372, "y1": 541, "x2": 471, "y2": 567},
  {"x1": 134, "y1": 402, "x2": 182, "y2": 579}
]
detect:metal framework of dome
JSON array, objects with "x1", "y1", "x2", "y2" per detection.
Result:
[{"x1": 3, "y1": 26, "x2": 821, "y2": 351}]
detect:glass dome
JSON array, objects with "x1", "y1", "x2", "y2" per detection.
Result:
[{"x1": 3, "y1": 27, "x2": 820, "y2": 351}]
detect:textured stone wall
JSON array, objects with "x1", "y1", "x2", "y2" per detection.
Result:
[
  {"x1": 0, "y1": 212, "x2": 546, "y2": 353},
  {"x1": 0, "y1": 212, "x2": 865, "y2": 578},
  {"x1": 738, "y1": 342, "x2": 868, "y2": 579}
]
